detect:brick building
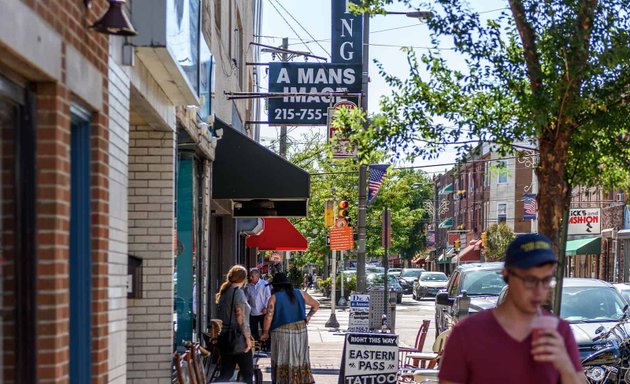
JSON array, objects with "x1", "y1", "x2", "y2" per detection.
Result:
[{"x1": 0, "y1": 0, "x2": 112, "y2": 382}]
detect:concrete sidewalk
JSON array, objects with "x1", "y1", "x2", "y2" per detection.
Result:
[{"x1": 256, "y1": 289, "x2": 348, "y2": 384}]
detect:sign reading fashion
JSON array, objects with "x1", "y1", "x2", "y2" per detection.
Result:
[
  {"x1": 268, "y1": 62, "x2": 361, "y2": 125},
  {"x1": 568, "y1": 208, "x2": 601, "y2": 235},
  {"x1": 339, "y1": 333, "x2": 399, "y2": 384},
  {"x1": 331, "y1": 0, "x2": 363, "y2": 64}
]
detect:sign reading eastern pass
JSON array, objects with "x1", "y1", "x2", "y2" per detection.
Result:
[
  {"x1": 339, "y1": 333, "x2": 399, "y2": 384},
  {"x1": 268, "y1": 62, "x2": 362, "y2": 125}
]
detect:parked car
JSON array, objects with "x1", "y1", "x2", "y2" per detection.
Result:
[
  {"x1": 388, "y1": 268, "x2": 402, "y2": 277},
  {"x1": 399, "y1": 268, "x2": 425, "y2": 294},
  {"x1": 435, "y1": 262, "x2": 505, "y2": 335},
  {"x1": 412, "y1": 271, "x2": 448, "y2": 300},
  {"x1": 497, "y1": 277, "x2": 629, "y2": 362},
  {"x1": 561, "y1": 278, "x2": 628, "y2": 360},
  {"x1": 367, "y1": 273, "x2": 404, "y2": 304},
  {"x1": 614, "y1": 282, "x2": 630, "y2": 303}
]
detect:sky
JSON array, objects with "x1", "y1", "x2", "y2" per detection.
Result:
[{"x1": 258, "y1": 0, "x2": 506, "y2": 176}]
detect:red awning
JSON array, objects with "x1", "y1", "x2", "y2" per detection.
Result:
[
  {"x1": 246, "y1": 218, "x2": 308, "y2": 251},
  {"x1": 452, "y1": 240, "x2": 481, "y2": 264}
]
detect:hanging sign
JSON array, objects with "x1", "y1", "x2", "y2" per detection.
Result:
[
  {"x1": 268, "y1": 62, "x2": 361, "y2": 125},
  {"x1": 330, "y1": 226, "x2": 354, "y2": 251},
  {"x1": 339, "y1": 333, "x2": 399, "y2": 384},
  {"x1": 331, "y1": 0, "x2": 363, "y2": 65},
  {"x1": 568, "y1": 208, "x2": 601, "y2": 235}
]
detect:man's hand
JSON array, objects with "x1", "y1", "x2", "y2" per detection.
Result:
[
  {"x1": 531, "y1": 329, "x2": 581, "y2": 380},
  {"x1": 260, "y1": 331, "x2": 269, "y2": 342}
]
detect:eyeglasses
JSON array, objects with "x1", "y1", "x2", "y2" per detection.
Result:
[{"x1": 508, "y1": 270, "x2": 556, "y2": 289}]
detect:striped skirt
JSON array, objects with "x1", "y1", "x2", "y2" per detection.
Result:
[{"x1": 270, "y1": 321, "x2": 315, "y2": 384}]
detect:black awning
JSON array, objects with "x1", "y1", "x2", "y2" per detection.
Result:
[{"x1": 212, "y1": 118, "x2": 310, "y2": 217}]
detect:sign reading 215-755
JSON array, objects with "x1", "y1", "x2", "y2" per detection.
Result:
[{"x1": 268, "y1": 62, "x2": 361, "y2": 125}]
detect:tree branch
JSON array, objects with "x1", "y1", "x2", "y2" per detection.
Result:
[{"x1": 508, "y1": 0, "x2": 544, "y2": 95}]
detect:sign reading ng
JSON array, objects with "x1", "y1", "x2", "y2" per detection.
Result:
[{"x1": 331, "y1": 0, "x2": 363, "y2": 64}]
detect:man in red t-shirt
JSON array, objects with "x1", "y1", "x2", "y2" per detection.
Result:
[{"x1": 439, "y1": 233, "x2": 585, "y2": 384}]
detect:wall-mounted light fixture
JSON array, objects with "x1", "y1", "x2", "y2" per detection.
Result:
[{"x1": 90, "y1": 0, "x2": 137, "y2": 36}]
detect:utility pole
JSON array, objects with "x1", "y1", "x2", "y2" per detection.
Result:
[
  {"x1": 279, "y1": 37, "x2": 288, "y2": 158},
  {"x1": 356, "y1": 11, "x2": 370, "y2": 293}
]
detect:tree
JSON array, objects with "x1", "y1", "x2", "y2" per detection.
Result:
[
  {"x1": 347, "y1": 0, "x2": 630, "y2": 250},
  {"x1": 284, "y1": 131, "x2": 433, "y2": 267},
  {"x1": 484, "y1": 223, "x2": 516, "y2": 261}
]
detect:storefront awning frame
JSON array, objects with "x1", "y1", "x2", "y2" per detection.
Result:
[
  {"x1": 212, "y1": 118, "x2": 310, "y2": 217},
  {"x1": 565, "y1": 237, "x2": 601, "y2": 256}
]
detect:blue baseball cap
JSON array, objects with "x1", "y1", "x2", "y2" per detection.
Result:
[{"x1": 504, "y1": 233, "x2": 557, "y2": 269}]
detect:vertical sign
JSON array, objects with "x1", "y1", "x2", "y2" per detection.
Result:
[
  {"x1": 348, "y1": 294, "x2": 370, "y2": 332},
  {"x1": 331, "y1": 0, "x2": 363, "y2": 64}
]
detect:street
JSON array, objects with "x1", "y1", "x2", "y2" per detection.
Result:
[{"x1": 257, "y1": 291, "x2": 437, "y2": 384}]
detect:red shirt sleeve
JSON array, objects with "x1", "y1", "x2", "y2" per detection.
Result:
[
  {"x1": 559, "y1": 320, "x2": 583, "y2": 372},
  {"x1": 438, "y1": 324, "x2": 468, "y2": 383}
]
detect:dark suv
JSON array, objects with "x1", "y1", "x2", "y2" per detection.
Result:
[{"x1": 435, "y1": 262, "x2": 505, "y2": 335}]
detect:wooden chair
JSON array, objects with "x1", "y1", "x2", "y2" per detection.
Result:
[
  {"x1": 399, "y1": 320, "x2": 430, "y2": 368},
  {"x1": 406, "y1": 328, "x2": 451, "y2": 369},
  {"x1": 174, "y1": 351, "x2": 195, "y2": 384}
]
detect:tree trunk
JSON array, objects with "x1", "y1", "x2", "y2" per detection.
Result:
[{"x1": 535, "y1": 125, "x2": 573, "y2": 250}]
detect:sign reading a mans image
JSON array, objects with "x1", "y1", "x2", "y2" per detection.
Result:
[
  {"x1": 339, "y1": 333, "x2": 399, "y2": 384},
  {"x1": 268, "y1": 62, "x2": 361, "y2": 125}
]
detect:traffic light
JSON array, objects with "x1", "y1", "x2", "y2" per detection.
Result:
[
  {"x1": 481, "y1": 231, "x2": 487, "y2": 248},
  {"x1": 338, "y1": 200, "x2": 349, "y2": 218},
  {"x1": 454, "y1": 239, "x2": 461, "y2": 253}
]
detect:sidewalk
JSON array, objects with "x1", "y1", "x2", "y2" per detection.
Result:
[{"x1": 257, "y1": 289, "x2": 348, "y2": 384}]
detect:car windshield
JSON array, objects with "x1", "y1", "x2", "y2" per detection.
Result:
[
  {"x1": 401, "y1": 269, "x2": 424, "y2": 278},
  {"x1": 561, "y1": 287, "x2": 626, "y2": 323},
  {"x1": 420, "y1": 273, "x2": 447, "y2": 282},
  {"x1": 367, "y1": 274, "x2": 400, "y2": 288},
  {"x1": 461, "y1": 270, "x2": 505, "y2": 296}
]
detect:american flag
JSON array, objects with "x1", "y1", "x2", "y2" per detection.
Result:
[
  {"x1": 523, "y1": 194, "x2": 537, "y2": 219},
  {"x1": 367, "y1": 164, "x2": 389, "y2": 204}
]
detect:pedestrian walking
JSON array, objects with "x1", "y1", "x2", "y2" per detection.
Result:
[
  {"x1": 260, "y1": 272, "x2": 320, "y2": 384},
  {"x1": 244, "y1": 267, "x2": 271, "y2": 350},
  {"x1": 215, "y1": 265, "x2": 254, "y2": 383},
  {"x1": 439, "y1": 233, "x2": 584, "y2": 384}
]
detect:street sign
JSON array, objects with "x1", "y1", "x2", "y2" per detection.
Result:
[
  {"x1": 340, "y1": 333, "x2": 399, "y2": 384},
  {"x1": 330, "y1": 226, "x2": 354, "y2": 251},
  {"x1": 568, "y1": 208, "x2": 601, "y2": 235},
  {"x1": 348, "y1": 294, "x2": 370, "y2": 332},
  {"x1": 335, "y1": 217, "x2": 348, "y2": 228},
  {"x1": 268, "y1": 62, "x2": 361, "y2": 125},
  {"x1": 381, "y1": 209, "x2": 391, "y2": 248},
  {"x1": 325, "y1": 200, "x2": 335, "y2": 227}
]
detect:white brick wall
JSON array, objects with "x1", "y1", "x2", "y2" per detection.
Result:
[
  {"x1": 108, "y1": 40, "x2": 131, "y2": 384},
  {"x1": 127, "y1": 125, "x2": 176, "y2": 383}
]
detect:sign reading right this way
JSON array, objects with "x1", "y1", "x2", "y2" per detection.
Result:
[{"x1": 339, "y1": 333, "x2": 399, "y2": 384}]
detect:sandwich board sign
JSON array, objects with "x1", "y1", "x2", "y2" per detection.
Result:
[
  {"x1": 339, "y1": 333, "x2": 399, "y2": 384},
  {"x1": 347, "y1": 294, "x2": 370, "y2": 332}
]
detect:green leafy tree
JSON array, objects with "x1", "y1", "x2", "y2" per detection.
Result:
[
  {"x1": 346, "y1": 0, "x2": 630, "y2": 249},
  {"x1": 484, "y1": 223, "x2": 516, "y2": 261},
  {"x1": 283, "y1": 131, "x2": 434, "y2": 267}
]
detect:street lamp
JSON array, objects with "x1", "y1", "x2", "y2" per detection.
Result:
[
  {"x1": 383, "y1": 11, "x2": 434, "y2": 20},
  {"x1": 356, "y1": 8, "x2": 433, "y2": 294}
]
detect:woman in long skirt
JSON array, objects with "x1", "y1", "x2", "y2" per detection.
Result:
[{"x1": 260, "y1": 272, "x2": 320, "y2": 384}]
